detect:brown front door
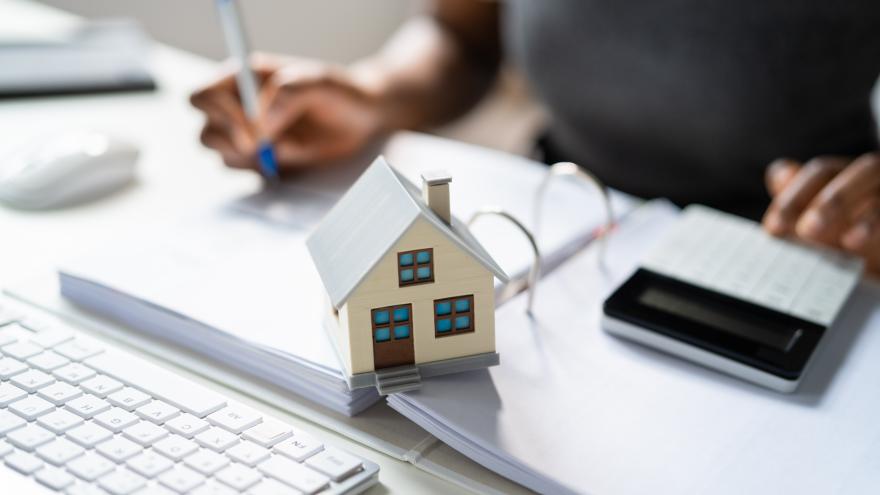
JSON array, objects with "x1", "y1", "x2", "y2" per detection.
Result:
[{"x1": 371, "y1": 304, "x2": 414, "y2": 369}]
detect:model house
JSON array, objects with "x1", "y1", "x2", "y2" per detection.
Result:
[{"x1": 307, "y1": 156, "x2": 508, "y2": 394}]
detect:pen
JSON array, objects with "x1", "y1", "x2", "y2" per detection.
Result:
[{"x1": 215, "y1": 0, "x2": 279, "y2": 181}]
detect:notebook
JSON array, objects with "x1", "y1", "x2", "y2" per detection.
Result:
[
  {"x1": 388, "y1": 201, "x2": 880, "y2": 494},
  {"x1": 53, "y1": 133, "x2": 636, "y2": 417}
]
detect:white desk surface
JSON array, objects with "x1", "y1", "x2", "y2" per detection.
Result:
[{"x1": 0, "y1": 1, "x2": 471, "y2": 493}]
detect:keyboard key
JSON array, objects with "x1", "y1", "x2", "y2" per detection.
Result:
[
  {"x1": 80, "y1": 375, "x2": 124, "y2": 398},
  {"x1": 27, "y1": 350, "x2": 70, "y2": 371},
  {"x1": 7, "y1": 423, "x2": 55, "y2": 451},
  {"x1": 249, "y1": 478, "x2": 299, "y2": 495},
  {"x1": 242, "y1": 420, "x2": 292, "y2": 448},
  {"x1": 123, "y1": 420, "x2": 168, "y2": 446},
  {"x1": 207, "y1": 405, "x2": 261, "y2": 434},
  {"x1": 154, "y1": 434, "x2": 199, "y2": 461},
  {"x1": 94, "y1": 407, "x2": 139, "y2": 433},
  {"x1": 66, "y1": 394, "x2": 111, "y2": 418},
  {"x1": 273, "y1": 432, "x2": 323, "y2": 462},
  {"x1": 67, "y1": 452, "x2": 116, "y2": 481},
  {"x1": 53, "y1": 362, "x2": 97, "y2": 384},
  {"x1": 95, "y1": 436, "x2": 142, "y2": 463},
  {"x1": 9, "y1": 395, "x2": 55, "y2": 420},
  {"x1": 86, "y1": 352, "x2": 226, "y2": 417},
  {"x1": 37, "y1": 381, "x2": 82, "y2": 405},
  {"x1": 10, "y1": 368, "x2": 55, "y2": 392},
  {"x1": 195, "y1": 427, "x2": 239, "y2": 452},
  {"x1": 225, "y1": 440, "x2": 270, "y2": 467},
  {"x1": 98, "y1": 468, "x2": 146, "y2": 495},
  {"x1": 184, "y1": 448, "x2": 230, "y2": 475},
  {"x1": 0, "y1": 357, "x2": 28, "y2": 379},
  {"x1": 19, "y1": 316, "x2": 53, "y2": 332},
  {"x1": 37, "y1": 409, "x2": 84, "y2": 434},
  {"x1": 55, "y1": 339, "x2": 104, "y2": 361},
  {"x1": 0, "y1": 305, "x2": 23, "y2": 326},
  {"x1": 0, "y1": 439, "x2": 12, "y2": 457},
  {"x1": 258, "y1": 455, "x2": 330, "y2": 494},
  {"x1": 107, "y1": 387, "x2": 151, "y2": 411},
  {"x1": 136, "y1": 400, "x2": 179, "y2": 425},
  {"x1": 126, "y1": 451, "x2": 174, "y2": 478},
  {"x1": 5, "y1": 450, "x2": 43, "y2": 474},
  {"x1": 30, "y1": 328, "x2": 74, "y2": 349},
  {"x1": 158, "y1": 465, "x2": 206, "y2": 493},
  {"x1": 305, "y1": 447, "x2": 363, "y2": 481},
  {"x1": 165, "y1": 413, "x2": 210, "y2": 438},
  {"x1": 191, "y1": 482, "x2": 237, "y2": 495},
  {"x1": 66, "y1": 422, "x2": 113, "y2": 448},
  {"x1": 66, "y1": 483, "x2": 117, "y2": 495},
  {"x1": 36, "y1": 437, "x2": 85, "y2": 465},
  {"x1": 0, "y1": 409, "x2": 27, "y2": 435},
  {"x1": 35, "y1": 464, "x2": 76, "y2": 490},
  {"x1": 0, "y1": 382, "x2": 27, "y2": 406},
  {"x1": 215, "y1": 463, "x2": 262, "y2": 491},
  {"x1": 2, "y1": 341, "x2": 44, "y2": 360}
]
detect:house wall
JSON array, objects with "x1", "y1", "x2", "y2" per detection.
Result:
[{"x1": 341, "y1": 217, "x2": 496, "y2": 374}]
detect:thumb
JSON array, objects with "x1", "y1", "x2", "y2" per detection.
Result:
[{"x1": 766, "y1": 158, "x2": 801, "y2": 196}]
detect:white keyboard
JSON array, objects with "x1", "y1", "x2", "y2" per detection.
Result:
[
  {"x1": 0, "y1": 297, "x2": 379, "y2": 495},
  {"x1": 642, "y1": 205, "x2": 863, "y2": 327}
]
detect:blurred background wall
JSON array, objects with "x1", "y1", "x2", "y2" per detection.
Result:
[
  {"x1": 35, "y1": 0, "x2": 544, "y2": 154},
  {"x1": 36, "y1": 0, "x2": 416, "y2": 62}
]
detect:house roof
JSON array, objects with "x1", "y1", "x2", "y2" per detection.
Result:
[{"x1": 307, "y1": 156, "x2": 509, "y2": 309}]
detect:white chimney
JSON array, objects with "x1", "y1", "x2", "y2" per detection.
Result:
[{"x1": 421, "y1": 170, "x2": 452, "y2": 224}]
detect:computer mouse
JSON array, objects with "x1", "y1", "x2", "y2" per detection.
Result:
[{"x1": 0, "y1": 130, "x2": 139, "y2": 209}]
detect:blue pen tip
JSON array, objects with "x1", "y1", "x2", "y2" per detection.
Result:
[{"x1": 257, "y1": 142, "x2": 279, "y2": 181}]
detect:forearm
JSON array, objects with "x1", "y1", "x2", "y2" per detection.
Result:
[{"x1": 350, "y1": 3, "x2": 501, "y2": 132}]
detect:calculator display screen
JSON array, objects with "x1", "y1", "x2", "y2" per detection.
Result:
[
  {"x1": 603, "y1": 268, "x2": 825, "y2": 379},
  {"x1": 638, "y1": 287, "x2": 799, "y2": 352}
]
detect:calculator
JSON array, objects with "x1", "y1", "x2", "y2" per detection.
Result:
[{"x1": 602, "y1": 205, "x2": 864, "y2": 392}]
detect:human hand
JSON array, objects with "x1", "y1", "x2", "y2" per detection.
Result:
[
  {"x1": 762, "y1": 154, "x2": 880, "y2": 275},
  {"x1": 189, "y1": 53, "x2": 387, "y2": 174}
]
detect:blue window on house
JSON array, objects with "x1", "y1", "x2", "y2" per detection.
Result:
[
  {"x1": 436, "y1": 319, "x2": 452, "y2": 333},
  {"x1": 433, "y1": 295, "x2": 474, "y2": 337},
  {"x1": 398, "y1": 248, "x2": 434, "y2": 286},
  {"x1": 394, "y1": 325, "x2": 411, "y2": 339},
  {"x1": 435, "y1": 301, "x2": 452, "y2": 316},
  {"x1": 393, "y1": 307, "x2": 410, "y2": 322},
  {"x1": 373, "y1": 310, "x2": 390, "y2": 325},
  {"x1": 416, "y1": 250, "x2": 431, "y2": 264},
  {"x1": 374, "y1": 327, "x2": 390, "y2": 342},
  {"x1": 372, "y1": 304, "x2": 412, "y2": 344}
]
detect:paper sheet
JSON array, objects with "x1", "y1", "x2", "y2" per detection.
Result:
[{"x1": 390, "y1": 201, "x2": 880, "y2": 494}]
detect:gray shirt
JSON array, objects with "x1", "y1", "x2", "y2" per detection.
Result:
[{"x1": 503, "y1": 1, "x2": 880, "y2": 217}]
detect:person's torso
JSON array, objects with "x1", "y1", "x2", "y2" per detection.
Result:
[{"x1": 503, "y1": 0, "x2": 880, "y2": 217}]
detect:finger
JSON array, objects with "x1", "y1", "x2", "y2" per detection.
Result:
[
  {"x1": 260, "y1": 66, "x2": 359, "y2": 139},
  {"x1": 762, "y1": 156, "x2": 848, "y2": 236},
  {"x1": 841, "y1": 197, "x2": 880, "y2": 253},
  {"x1": 189, "y1": 69, "x2": 239, "y2": 112},
  {"x1": 797, "y1": 153, "x2": 880, "y2": 241},
  {"x1": 765, "y1": 158, "x2": 802, "y2": 197},
  {"x1": 200, "y1": 126, "x2": 257, "y2": 170},
  {"x1": 190, "y1": 56, "x2": 278, "y2": 109},
  {"x1": 208, "y1": 89, "x2": 259, "y2": 154},
  {"x1": 260, "y1": 69, "x2": 332, "y2": 139}
]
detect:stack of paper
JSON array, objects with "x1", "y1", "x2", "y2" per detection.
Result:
[
  {"x1": 389, "y1": 200, "x2": 880, "y2": 494},
  {"x1": 59, "y1": 132, "x2": 635, "y2": 416}
]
